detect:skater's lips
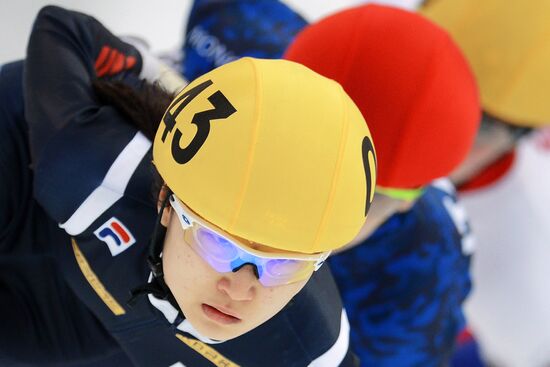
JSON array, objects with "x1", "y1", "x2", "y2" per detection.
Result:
[
  {"x1": 202, "y1": 303, "x2": 242, "y2": 325},
  {"x1": 212, "y1": 304, "x2": 241, "y2": 319}
]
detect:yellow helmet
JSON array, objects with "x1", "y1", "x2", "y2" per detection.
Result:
[
  {"x1": 422, "y1": 0, "x2": 550, "y2": 127},
  {"x1": 153, "y1": 57, "x2": 376, "y2": 254}
]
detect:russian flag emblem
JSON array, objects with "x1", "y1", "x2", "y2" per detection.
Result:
[{"x1": 94, "y1": 217, "x2": 136, "y2": 256}]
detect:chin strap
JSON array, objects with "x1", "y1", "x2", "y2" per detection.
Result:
[{"x1": 127, "y1": 190, "x2": 183, "y2": 314}]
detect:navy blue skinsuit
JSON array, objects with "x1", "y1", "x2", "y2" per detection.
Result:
[
  {"x1": 0, "y1": 6, "x2": 357, "y2": 367},
  {"x1": 0, "y1": 60, "x2": 132, "y2": 367}
]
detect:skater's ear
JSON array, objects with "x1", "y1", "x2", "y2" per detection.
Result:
[{"x1": 157, "y1": 184, "x2": 172, "y2": 227}]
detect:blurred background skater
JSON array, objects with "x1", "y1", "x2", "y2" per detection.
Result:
[
  {"x1": 285, "y1": 4, "x2": 480, "y2": 366},
  {"x1": 176, "y1": 0, "x2": 426, "y2": 78},
  {"x1": 180, "y1": 0, "x2": 307, "y2": 81},
  {"x1": 422, "y1": 1, "x2": 550, "y2": 366}
]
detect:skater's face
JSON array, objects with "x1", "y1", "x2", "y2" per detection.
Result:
[
  {"x1": 158, "y1": 191, "x2": 310, "y2": 341},
  {"x1": 450, "y1": 114, "x2": 533, "y2": 186}
]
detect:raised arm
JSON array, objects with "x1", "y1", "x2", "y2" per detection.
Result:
[{"x1": 24, "y1": 5, "x2": 144, "y2": 161}]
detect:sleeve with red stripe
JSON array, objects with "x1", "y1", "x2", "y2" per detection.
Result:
[{"x1": 24, "y1": 6, "x2": 143, "y2": 164}]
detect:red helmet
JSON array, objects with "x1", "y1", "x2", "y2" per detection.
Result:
[{"x1": 285, "y1": 4, "x2": 480, "y2": 188}]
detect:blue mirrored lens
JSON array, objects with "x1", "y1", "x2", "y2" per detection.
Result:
[
  {"x1": 196, "y1": 228, "x2": 239, "y2": 261},
  {"x1": 265, "y1": 259, "x2": 305, "y2": 277}
]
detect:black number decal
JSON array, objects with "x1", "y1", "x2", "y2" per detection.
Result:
[
  {"x1": 160, "y1": 80, "x2": 213, "y2": 142},
  {"x1": 159, "y1": 79, "x2": 237, "y2": 164},
  {"x1": 171, "y1": 90, "x2": 236, "y2": 164},
  {"x1": 362, "y1": 136, "x2": 376, "y2": 216}
]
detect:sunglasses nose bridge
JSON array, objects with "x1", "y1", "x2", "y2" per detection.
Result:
[{"x1": 232, "y1": 262, "x2": 260, "y2": 280}]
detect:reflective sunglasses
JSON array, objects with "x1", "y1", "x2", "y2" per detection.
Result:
[{"x1": 169, "y1": 195, "x2": 330, "y2": 287}]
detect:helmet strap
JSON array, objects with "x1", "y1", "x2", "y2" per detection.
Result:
[{"x1": 127, "y1": 189, "x2": 183, "y2": 314}]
